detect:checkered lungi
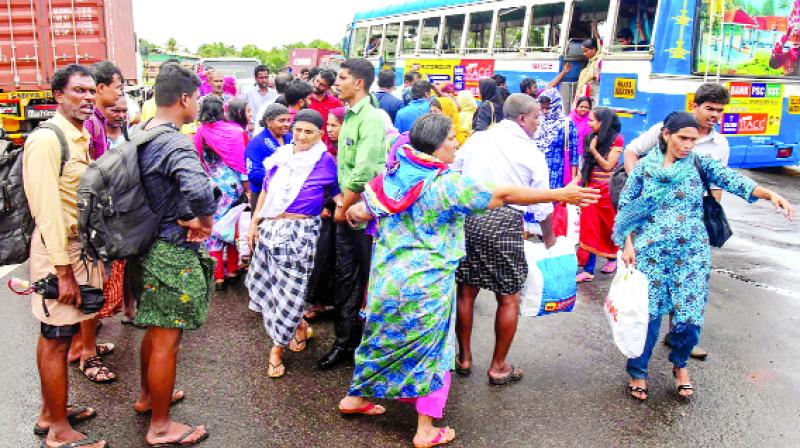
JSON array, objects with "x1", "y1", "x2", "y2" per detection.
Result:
[
  {"x1": 456, "y1": 206, "x2": 527, "y2": 296},
  {"x1": 246, "y1": 216, "x2": 321, "y2": 346}
]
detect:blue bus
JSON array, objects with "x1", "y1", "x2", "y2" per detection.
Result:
[{"x1": 345, "y1": 0, "x2": 800, "y2": 168}]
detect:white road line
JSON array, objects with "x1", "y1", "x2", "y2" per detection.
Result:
[{"x1": 0, "y1": 264, "x2": 21, "y2": 279}]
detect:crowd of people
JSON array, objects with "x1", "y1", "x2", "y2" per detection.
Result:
[{"x1": 18, "y1": 54, "x2": 794, "y2": 448}]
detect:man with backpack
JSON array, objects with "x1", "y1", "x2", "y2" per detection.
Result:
[
  {"x1": 65, "y1": 60, "x2": 126, "y2": 386},
  {"x1": 130, "y1": 62, "x2": 215, "y2": 447},
  {"x1": 23, "y1": 64, "x2": 109, "y2": 448}
]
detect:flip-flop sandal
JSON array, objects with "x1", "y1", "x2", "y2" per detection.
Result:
[
  {"x1": 135, "y1": 390, "x2": 186, "y2": 415},
  {"x1": 289, "y1": 327, "x2": 314, "y2": 353},
  {"x1": 628, "y1": 385, "x2": 649, "y2": 401},
  {"x1": 267, "y1": 362, "x2": 285, "y2": 378},
  {"x1": 95, "y1": 343, "x2": 114, "y2": 357},
  {"x1": 414, "y1": 427, "x2": 456, "y2": 448},
  {"x1": 338, "y1": 402, "x2": 386, "y2": 416},
  {"x1": 454, "y1": 362, "x2": 472, "y2": 377},
  {"x1": 149, "y1": 426, "x2": 209, "y2": 447},
  {"x1": 121, "y1": 317, "x2": 148, "y2": 329},
  {"x1": 79, "y1": 356, "x2": 116, "y2": 383},
  {"x1": 40, "y1": 436, "x2": 108, "y2": 447},
  {"x1": 601, "y1": 261, "x2": 618, "y2": 274},
  {"x1": 488, "y1": 364, "x2": 524, "y2": 386},
  {"x1": 34, "y1": 405, "x2": 97, "y2": 435},
  {"x1": 673, "y1": 369, "x2": 694, "y2": 400}
]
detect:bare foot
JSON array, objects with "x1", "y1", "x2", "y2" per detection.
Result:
[
  {"x1": 146, "y1": 422, "x2": 207, "y2": 446},
  {"x1": 413, "y1": 426, "x2": 456, "y2": 448},
  {"x1": 628, "y1": 378, "x2": 648, "y2": 401},
  {"x1": 37, "y1": 405, "x2": 96, "y2": 430},
  {"x1": 134, "y1": 390, "x2": 185, "y2": 414},
  {"x1": 338, "y1": 396, "x2": 386, "y2": 415}
]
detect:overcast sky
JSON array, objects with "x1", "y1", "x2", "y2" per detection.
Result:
[{"x1": 132, "y1": 0, "x2": 398, "y2": 51}]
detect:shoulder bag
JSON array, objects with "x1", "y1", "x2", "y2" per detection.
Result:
[{"x1": 692, "y1": 155, "x2": 732, "y2": 248}]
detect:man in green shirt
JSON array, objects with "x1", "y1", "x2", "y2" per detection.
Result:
[{"x1": 318, "y1": 58, "x2": 387, "y2": 370}]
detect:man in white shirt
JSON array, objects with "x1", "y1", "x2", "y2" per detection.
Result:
[
  {"x1": 624, "y1": 83, "x2": 731, "y2": 201},
  {"x1": 451, "y1": 93, "x2": 554, "y2": 385},
  {"x1": 244, "y1": 65, "x2": 278, "y2": 126},
  {"x1": 622, "y1": 83, "x2": 731, "y2": 361},
  {"x1": 253, "y1": 71, "x2": 294, "y2": 135}
]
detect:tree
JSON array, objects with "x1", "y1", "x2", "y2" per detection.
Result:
[
  {"x1": 762, "y1": 0, "x2": 776, "y2": 16},
  {"x1": 197, "y1": 42, "x2": 238, "y2": 58},
  {"x1": 166, "y1": 37, "x2": 178, "y2": 53},
  {"x1": 138, "y1": 38, "x2": 159, "y2": 56}
]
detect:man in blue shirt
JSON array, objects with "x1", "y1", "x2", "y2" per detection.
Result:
[
  {"x1": 375, "y1": 69, "x2": 403, "y2": 123},
  {"x1": 394, "y1": 80, "x2": 431, "y2": 133}
]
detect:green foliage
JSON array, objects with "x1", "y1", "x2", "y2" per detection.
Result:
[
  {"x1": 166, "y1": 37, "x2": 178, "y2": 53},
  {"x1": 194, "y1": 40, "x2": 341, "y2": 73},
  {"x1": 762, "y1": 0, "x2": 776, "y2": 16},
  {"x1": 138, "y1": 38, "x2": 159, "y2": 56}
]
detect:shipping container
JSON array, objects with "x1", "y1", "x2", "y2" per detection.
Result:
[{"x1": 0, "y1": 0, "x2": 136, "y2": 139}]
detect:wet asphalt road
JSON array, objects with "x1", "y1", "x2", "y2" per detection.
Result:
[{"x1": 1, "y1": 168, "x2": 798, "y2": 448}]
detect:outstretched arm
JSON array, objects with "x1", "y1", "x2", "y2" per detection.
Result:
[
  {"x1": 546, "y1": 63, "x2": 572, "y2": 89},
  {"x1": 487, "y1": 178, "x2": 600, "y2": 209}
]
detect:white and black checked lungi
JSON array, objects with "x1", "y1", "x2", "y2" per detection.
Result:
[
  {"x1": 456, "y1": 206, "x2": 527, "y2": 296},
  {"x1": 246, "y1": 216, "x2": 321, "y2": 346}
]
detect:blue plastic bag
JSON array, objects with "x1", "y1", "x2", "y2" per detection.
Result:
[{"x1": 519, "y1": 238, "x2": 578, "y2": 317}]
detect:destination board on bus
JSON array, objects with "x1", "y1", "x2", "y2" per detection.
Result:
[{"x1": 694, "y1": 0, "x2": 800, "y2": 77}]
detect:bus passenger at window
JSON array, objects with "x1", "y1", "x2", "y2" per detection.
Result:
[
  {"x1": 575, "y1": 39, "x2": 602, "y2": 106},
  {"x1": 616, "y1": 18, "x2": 648, "y2": 51},
  {"x1": 366, "y1": 36, "x2": 381, "y2": 56}
]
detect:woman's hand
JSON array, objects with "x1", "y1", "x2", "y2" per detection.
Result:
[
  {"x1": 769, "y1": 191, "x2": 795, "y2": 221},
  {"x1": 248, "y1": 221, "x2": 260, "y2": 252},
  {"x1": 589, "y1": 136, "x2": 598, "y2": 155},
  {"x1": 320, "y1": 208, "x2": 332, "y2": 219},
  {"x1": 622, "y1": 236, "x2": 636, "y2": 268}
]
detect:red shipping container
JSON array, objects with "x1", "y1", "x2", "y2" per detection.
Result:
[
  {"x1": 0, "y1": 0, "x2": 136, "y2": 92},
  {"x1": 290, "y1": 48, "x2": 341, "y2": 72}
]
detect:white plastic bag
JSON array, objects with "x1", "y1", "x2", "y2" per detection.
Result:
[
  {"x1": 237, "y1": 209, "x2": 252, "y2": 260},
  {"x1": 212, "y1": 203, "x2": 247, "y2": 244},
  {"x1": 519, "y1": 237, "x2": 578, "y2": 317},
  {"x1": 604, "y1": 252, "x2": 649, "y2": 358},
  {"x1": 565, "y1": 204, "x2": 580, "y2": 245}
]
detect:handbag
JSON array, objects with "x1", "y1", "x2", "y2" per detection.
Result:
[
  {"x1": 609, "y1": 164, "x2": 628, "y2": 210},
  {"x1": 692, "y1": 155, "x2": 732, "y2": 248},
  {"x1": 9, "y1": 273, "x2": 106, "y2": 316}
]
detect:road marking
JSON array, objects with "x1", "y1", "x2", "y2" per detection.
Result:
[
  {"x1": 713, "y1": 268, "x2": 799, "y2": 300},
  {"x1": 0, "y1": 264, "x2": 21, "y2": 279}
]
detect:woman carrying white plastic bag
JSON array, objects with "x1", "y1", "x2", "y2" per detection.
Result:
[
  {"x1": 604, "y1": 253, "x2": 649, "y2": 358},
  {"x1": 613, "y1": 112, "x2": 794, "y2": 402}
]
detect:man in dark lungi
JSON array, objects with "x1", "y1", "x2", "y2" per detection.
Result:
[{"x1": 452, "y1": 93, "x2": 555, "y2": 385}]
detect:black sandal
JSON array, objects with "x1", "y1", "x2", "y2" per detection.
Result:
[
  {"x1": 79, "y1": 356, "x2": 116, "y2": 383},
  {"x1": 488, "y1": 364, "x2": 524, "y2": 385},
  {"x1": 454, "y1": 361, "x2": 472, "y2": 377},
  {"x1": 34, "y1": 405, "x2": 97, "y2": 435},
  {"x1": 673, "y1": 368, "x2": 694, "y2": 400},
  {"x1": 628, "y1": 385, "x2": 649, "y2": 401}
]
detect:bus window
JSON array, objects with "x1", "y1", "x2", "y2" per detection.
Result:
[
  {"x1": 366, "y1": 26, "x2": 383, "y2": 57},
  {"x1": 568, "y1": 0, "x2": 611, "y2": 42},
  {"x1": 466, "y1": 10, "x2": 494, "y2": 53},
  {"x1": 527, "y1": 3, "x2": 565, "y2": 52},
  {"x1": 353, "y1": 27, "x2": 368, "y2": 57},
  {"x1": 442, "y1": 14, "x2": 466, "y2": 54},
  {"x1": 420, "y1": 17, "x2": 442, "y2": 53},
  {"x1": 402, "y1": 20, "x2": 420, "y2": 54},
  {"x1": 384, "y1": 23, "x2": 401, "y2": 61},
  {"x1": 494, "y1": 6, "x2": 527, "y2": 53},
  {"x1": 611, "y1": 0, "x2": 656, "y2": 52}
]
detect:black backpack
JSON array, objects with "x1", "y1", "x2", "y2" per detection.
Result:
[
  {"x1": 0, "y1": 123, "x2": 69, "y2": 266},
  {"x1": 77, "y1": 126, "x2": 174, "y2": 263}
]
